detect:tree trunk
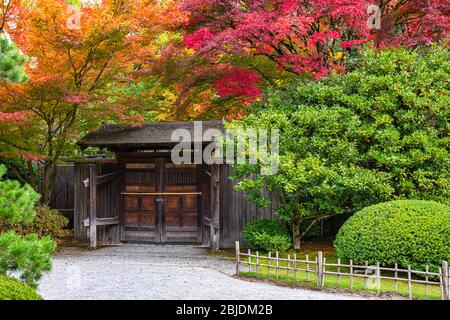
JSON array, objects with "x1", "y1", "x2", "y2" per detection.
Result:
[
  {"x1": 292, "y1": 222, "x2": 301, "y2": 250},
  {"x1": 41, "y1": 161, "x2": 57, "y2": 205}
]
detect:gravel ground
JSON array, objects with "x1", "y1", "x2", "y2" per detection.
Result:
[{"x1": 38, "y1": 244, "x2": 365, "y2": 300}]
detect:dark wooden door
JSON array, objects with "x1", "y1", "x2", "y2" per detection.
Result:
[
  {"x1": 122, "y1": 160, "x2": 159, "y2": 242},
  {"x1": 121, "y1": 157, "x2": 201, "y2": 243},
  {"x1": 162, "y1": 163, "x2": 200, "y2": 243}
]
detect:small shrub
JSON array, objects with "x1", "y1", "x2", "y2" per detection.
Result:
[
  {"x1": 0, "y1": 275, "x2": 43, "y2": 300},
  {"x1": 0, "y1": 206, "x2": 72, "y2": 240},
  {"x1": 334, "y1": 200, "x2": 450, "y2": 272},
  {"x1": 243, "y1": 219, "x2": 291, "y2": 252}
]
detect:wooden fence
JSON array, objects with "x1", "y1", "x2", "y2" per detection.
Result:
[{"x1": 235, "y1": 241, "x2": 450, "y2": 300}]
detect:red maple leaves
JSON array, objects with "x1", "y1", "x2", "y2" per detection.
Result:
[
  {"x1": 181, "y1": 0, "x2": 449, "y2": 100},
  {"x1": 214, "y1": 68, "x2": 261, "y2": 100}
]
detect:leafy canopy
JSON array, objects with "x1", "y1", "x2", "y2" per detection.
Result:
[{"x1": 230, "y1": 45, "x2": 450, "y2": 244}]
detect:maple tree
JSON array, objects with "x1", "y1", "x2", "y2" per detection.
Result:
[
  {"x1": 0, "y1": 0, "x2": 182, "y2": 203},
  {"x1": 180, "y1": 0, "x2": 449, "y2": 100}
]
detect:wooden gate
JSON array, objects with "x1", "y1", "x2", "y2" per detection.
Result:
[{"x1": 121, "y1": 157, "x2": 202, "y2": 243}]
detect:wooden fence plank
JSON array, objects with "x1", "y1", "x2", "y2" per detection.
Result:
[
  {"x1": 89, "y1": 164, "x2": 97, "y2": 249},
  {"x1": 408, "y1": 265, "x2": 413, "y2": 300},
  {"x1": 235, "y1": 241, "x2": 240, "y2": 275}
]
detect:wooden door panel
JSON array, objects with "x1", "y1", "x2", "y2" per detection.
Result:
[
  {"x1": 182, "y1": 212, "x2": 197, "y2": 228},
  {"x1": 165, "y1": 196, "x2": 181, "y2": 209},
  {"x1": 141, "y1": 212, "x2": 156, "y2": 226},
  {"x1": 165, "y1": 211, "x2": 180, "y2": 227},
  {"x1": 125, "y1": 211, "x2": 140, "y2": 226},
  {"x1": 142, "y1": 196, "x2": 155, "y2": 210},
  {"x1": 124, "y1": 196, "x2": 139, "y2": 210},
  {"x1": 183, "y1": 195, "x2": 197, "y2": 209}
]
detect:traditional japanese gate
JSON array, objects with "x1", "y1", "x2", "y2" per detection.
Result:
[
  {"x1": 120, "y1": 157, "x2": 202, "y2": 243},
  {"x1": 74, "y1": 121, "x2": 277, "y2": 250},
  {"x1": 79, "y1": 156, "x2": 220, "y2": 249}
]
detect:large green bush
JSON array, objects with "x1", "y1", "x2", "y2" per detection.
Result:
[
  {"x1": 0, "y1": 275, "x2": 43, "y2": 300},
  {"x1": 231, "y1": 45, "x2": 449, "y2": 249},
  {"x1": 334, "y1": 200, "x2": 450, "y2": 272},
  {"x1": 243, "y1": 219, "x2": 291, "y2": 252}
]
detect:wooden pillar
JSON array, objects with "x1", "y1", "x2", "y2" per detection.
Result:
[
  {"x1": 89, "y1": 164, "x2": 97, "y2": 249},
  {"x1": 211, "y1": 164, "x2": 220, "y2": 251}
]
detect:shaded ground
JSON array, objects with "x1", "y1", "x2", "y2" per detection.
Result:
[{"x1": 38, "y1": 244, "x2": 367, "y2": 300}]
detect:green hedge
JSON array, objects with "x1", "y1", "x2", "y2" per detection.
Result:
[
  {"x1": 0, "y1": 275, "x2": 43, "y2": 300},
  {"x1": 334, "y1": 200, "x2": 450, "y2": 272},
  {"x1": 243, "y1": 219, "x2": 291, "y2": 252}
]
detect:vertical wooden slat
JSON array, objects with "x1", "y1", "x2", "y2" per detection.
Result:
[
  {"x1": 337, "y1": 258, "x2": 341, "y2": 286},
  {"x1": 287, "y1": 254, "x2": 290, "y2": 278},
  {"x1": 275, "y1": 251, "x2": 279, "y2": 279},
  {"x1": 248, "y1": 248, "x2": 251, "y2": 272},
  {"x1": 293, "y1": 253, "x2": 297, "y2": 282},
  {"x1": 211, "y1": 164, "x2": 220, "y2": 251},
  {"x1": 425, "y1": 265, "x2": 429, "y2": 298},
  {"x1": 88, "y1": 164, "x2": 97, "y2": 248},
  {"x1": 442, "y1": 261, "x2": 449, "y2": 300},
  {"x1": 256, "y1": 251, "x2": 259, "y2": 275},
  {"x1": 364, "y1": 261, "x2": 368, "y2": 290},
  {"x1": 317, "y1": 251, "x2": 323, "y2": 286},
  {"x1": 350, "y1": 259, "x2": 353, "y2": 290},
  {"x1": 306, "y1": 254, "x2": 309, "y2": 281},
  {"x1": 408, "y1": 265, "x2": 413, "y2": 300},
  {"x1": 235, "y1": 241, "x2": 240, "y2": 275},
  {"x1": 322, "y1": 257, "x2": 326, "y2": 286},
  {"x1": 394, "y1": 263, "x2": 398, "y2": 292},
  {"x1": 376, "y1": 262, "x2": 380, "y2": 294},
  {"x1": 267, "y1": 252, "x2": 271, "y2": 278}
]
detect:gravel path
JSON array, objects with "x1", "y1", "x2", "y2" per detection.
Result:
[{"x1": 38, "y1": 244, "x2": 364, "y2": 300}]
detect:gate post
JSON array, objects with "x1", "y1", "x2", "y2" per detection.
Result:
[
  {"x1": 89, "y1": 164, "x2": 97, "y2": 249},
  {"x1": 211, "y1": 164, "x2": 220, "y2": 252}
]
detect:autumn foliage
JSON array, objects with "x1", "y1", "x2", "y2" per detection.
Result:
[
  {"x1": 0, "y1": 0, "x2": 448, "y2": 200},
  {"x1": 180, "y1": 0, "x2": 449, "y2": 95}
]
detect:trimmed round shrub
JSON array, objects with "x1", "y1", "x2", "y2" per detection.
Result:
[
  {"x1": 243, "y1": 219, "x2": 291, "y2": 252},
  {"x1": 0, "y1": 275, "x2": 43, "y2": 300},
  {"x1": 334, "y1": 200, "x2": 450, "y2": 272}
]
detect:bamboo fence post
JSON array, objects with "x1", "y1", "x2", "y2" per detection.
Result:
[
  {"x1": 337, "y1": 258, "x2": 341, "y2": 286},
  {"x1": 275, "y1": 251, "x2": 279, "y2": 279},
  {"x1": 317, "y1": 251, "x2": 323, "y2": 286},
  {"x1": 248, "y1": 248, "x2": 251, "y2": 272},
  {"x1": 322, "y1": 257, "x2": 326, "y2": 286},
  {"x1": 425, "y1": 265, "x2": 429, "y2": 298},
  {"x1": 349, "y1": 259, "x2": 353, "y2": 290},
  {"x1": 293, "y1": 253, "x2": 297, "y2": 282},
  {"x1": 268, "y1": 252, "x2": 271, "y2": 278},
  {"x1": 394, "y1": 263, "x2": 398, "y2": 292},
  {"x1": 256, "y1": 251, "x2": 259, "y2": 275},
  {"x1": 376, "y1": 262, "x2": 380, "y2": 294},
  {"x1": 439, "y1": 266, "x2": 443, "y2": 300},
  {"x1": 442, "y1": 261, "x2": 449, "y2": 300},
  {"x1": 287, "y1": 254, "x2": 291, "y2": 278},
  {"x1": 306, "y1": 254, "x2": 309, "y2": 281},
  {"x1": 364, "y1": 261, "x2": 368, "y2": 290},
  {"x1": 408, "y1": 265, "x2": 413, "y2": 300},
  {"x1": 235, "y1": 241, "x2": 240, "y2": 275}
]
